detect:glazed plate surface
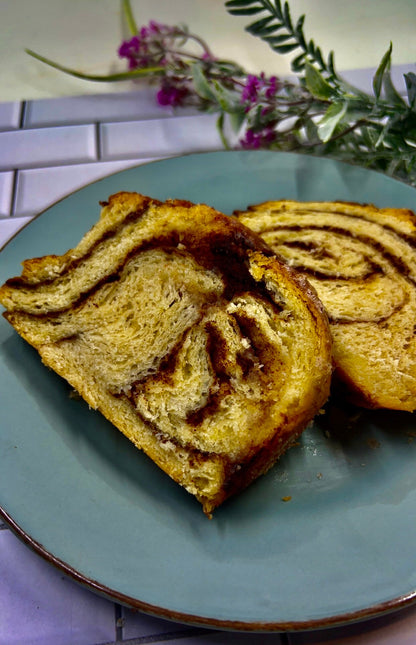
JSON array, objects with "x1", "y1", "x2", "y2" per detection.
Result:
[{"x1": 1, "y1": 151, "x2": 416, "y2": 630}]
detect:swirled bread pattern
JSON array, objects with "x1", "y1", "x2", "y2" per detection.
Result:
[
  {"x1": 0, "y1": 193, "x2": 332, "y2": 515},
  {"x1": 235, "y1": 200, "x2": 416, "y2": 411}
]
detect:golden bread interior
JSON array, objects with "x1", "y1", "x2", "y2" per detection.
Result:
[
  {"x1": 0, "y1": 193, "x2": 333, "y2": 515},
  {"x1": 235, "y1": 199, "x2": 416, "y2": 411}
]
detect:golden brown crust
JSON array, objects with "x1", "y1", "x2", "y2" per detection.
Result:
[
  {"x1": 1, "y1": 193, "x2": 333, "y2": 515},
  {"x1": 235, "y1": 199, "x2": 416, "y2": 411}
]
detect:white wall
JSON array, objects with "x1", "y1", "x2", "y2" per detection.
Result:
[{"x1": 1, "y1": 0, "x2": 415, "y2": 101}]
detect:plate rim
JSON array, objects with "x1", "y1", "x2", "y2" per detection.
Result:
[
  {"x1": 2, "y1": 149, "x2": 416, "y2": 632},
  {"x1": 2, "y1": 506, "x2": 416, "y2": 632},
  {"x1": 2, "y1": 148, "x2": 416, "y2": 254}
]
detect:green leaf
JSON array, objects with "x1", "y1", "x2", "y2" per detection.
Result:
[
  {"x1": 25, "y1": 49, "x2": 164, "y2": 81},
  {"x1": 272, "y1": 0, "x2": 284, "y2": 21},
  {"x1": 327, "y1": 51, "x2": 336, "y2": 76},
  {"x1": 216, "y1": 112, "x2": 230, "y2": 149},
  {"x1": 304, "y1": 63, "x2": 333, "y2": 100},
  {"x1": 317, "y1": 102, "x2": 348, "y2": 141},
  {"x1": 191, "y1": 64, "x2": 241, "y2": 114},
  {"x1": 225, "y1": 0, "x2": 259, "y2": 6},
  {"x1": 283, "y1": 2, "x2": 293, "y2": 31},
  {"x1": 245, "y1": 16, "x2": 276, "y2": 35},
  {"x1": 291, "y1": 52, "x2": 306, "y2": 72},
  {"x1": 229, "y1": 107, "x2": 247, "y2": 133},
  {"x1": 211, "y1": 79, "x2": 240, "y2": 111},
  {"x1": 313, "y1": 46, "x2": 325, "y2": 71},
  {"x1": 227, "y1": 5, "x2": 264, "y2": 16},
  {"x1": 190, "y1": 63, "x2": 216, "y2": 101},
  {"x1": 263, "y1": 33, "x2": 293, "y2": 45},
  {"x1": 304, "y1": 116, "x2": 319, "y2": 141},
  {"x1": 383, "y1": 71, "x2": 407, "y2": 108},
  {"x1": 272, "y1": 42, "x2": 299, "y2": 54},
  {"x1": 405, "y1": 72, "x2": 416, "y2": 110},
  {"x1": 373, "y1": 43, "x2": 393, "y2": 100},
  {"x1": 375, "y1": 111, "x2": 401, "y2": 147},
  {"x1": 294, "y1": 15, "x2": 306, "y2": 49}
]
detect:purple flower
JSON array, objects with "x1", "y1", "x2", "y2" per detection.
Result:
[
  {"x1": 118, "y1": 22, "x2": 179, "y2": 70},
  {"x1": 265, "y1": 75, "x2": 280, "y2": 99},
  {"x1": 156, "y1": 83, "x2": 190, "y2": 107},
  {"x1": 202, "y1": 51, "x2": 216, "y2": 63},
  {"x1": 118, "y1": 36, "x2": 146, "y2": 69},
  {"x1": 118, "y1": 36, "x2": 140, "y2": 58},
  {"x1": 241, "y1": 75, "x2": 261, "y2": 103},
  {"x1": 240, "y1": 128, "x2": 262, "y2": 148},
  {"x1": 241, "y1": 73, "x2": 281, "y2": 106},
  {"x1": 148, "y1": 20, "x2": 164, "y2": 33},
  {"x1": 240, "y1": 126, "x2": 276, "y2": 149}
]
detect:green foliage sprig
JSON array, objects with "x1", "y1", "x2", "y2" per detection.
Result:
[
  {"x1": 226, "y1": 0, "x2": 416, "y2": 184},
  {"x1": 26, "y1": 0, "x2": 416, "y2": 186}
]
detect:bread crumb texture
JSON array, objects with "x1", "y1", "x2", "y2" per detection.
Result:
[
  {"x1": 236, "y1": 199, "x2": 416, "y2": 411},
  {"x1": 0, "y1": 192, "x2": 332, "y2": 515}
]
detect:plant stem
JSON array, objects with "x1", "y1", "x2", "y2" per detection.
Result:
[
  {"x1": 122, "y1": 0, "x2": 138, "y2": 36},
  {"x1": 26, "y1": 48, "x2": 164, "y2": 82}
]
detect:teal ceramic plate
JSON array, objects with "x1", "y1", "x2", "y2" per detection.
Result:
[{"x1": 1, "y1": 151, "x2": 416, "y2": 631}]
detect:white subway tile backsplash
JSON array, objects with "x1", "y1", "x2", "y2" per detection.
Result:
[
  {"x1": 0, "y1": 216, "x2": 33, "y2": 247},
  {"x1": 25, "y1": 88, "x2": 164, "y2": 127},
  {"x1": 25, "y1": 88, "x2": 200, "y2": 128},
  {"x1": 289, "y1": 607, "x2": 416, "y2": 645},
  {"x1": 122, "y1": 606, "x2": 201, "y2": 640},
  {"x1": 0, "y1": 124, "x2": 97, "y2": 171},
  {"x1": 13, "y1": 157, "x2": 163, "y2": 218},
  {"x1": 0, "y1": 530, "x2": 115, "y2": 645},
  {"x1": 0, "y1": 101, "x2": 21, "y2": 131},
  {"x1": 341, "y1": 63, "x2": 414, "y2": 95},
  {"x1": 1, "y1": 72, "x2": 416, "y2": 645},
  {"x1": 0, "y1": 171, "x2": 14, "y2": 216},
  {"x1": 100, "y1": 113, "x2": 223, "y2": 160}
]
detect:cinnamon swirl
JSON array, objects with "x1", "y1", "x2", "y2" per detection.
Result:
[
  {"x1": 235, "y1": 200, "x2": 416, "y2": 411},
  {"x1": 0, "y1": 192, "x2": 332, "y2": 515}
]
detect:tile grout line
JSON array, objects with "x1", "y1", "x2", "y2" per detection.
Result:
[
  {"x1": 8, "y1": 100, "x2": 27, "y2": 217},
  {"x1": 19, "y1": 100, "x2": 27, "y2": 129},
  {"x1": 9, "y1": 168, "x2": 19, "y2": 217},
  {"x1": 95, "y1": 122, "x2": 102, "y2": 161},
  {"x1": 100, "y1": 626, "x2": 214, "y2": 645},
  {"x1": 115, "y1": 602, "x2": 124, "y2": 641}
]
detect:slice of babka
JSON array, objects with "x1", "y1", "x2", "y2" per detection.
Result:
[
  {"x1": 0, "y1": 192, "x2": 332, "y2": 515},
  {"x1": 235, "y1": 199, "x2": 416, "y2": 411}
]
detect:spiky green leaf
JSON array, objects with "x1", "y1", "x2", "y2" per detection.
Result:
[
  {"x1": 272, "y1": 42, "x2": 299, "y2": 54},
  {"x1": 373, "y1": 43, "x2": 393, "y2": 100},
  {"x1": 262, "y1": 33, "x2": 293, "y2": 45},
  {"x1": 226, "y1": 1, "x2": 264, "y2": 16},
  {"x1": 245, "y1": 16, "x2": 276, "y2": 35}
]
